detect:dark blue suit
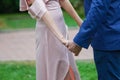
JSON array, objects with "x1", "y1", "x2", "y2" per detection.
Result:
[
  {"x1": 74, "y1": 0, "x2": 120, "y2": 79},
  {"x1": 84, "y1": 0, "x2": 92, "y2": 16}
]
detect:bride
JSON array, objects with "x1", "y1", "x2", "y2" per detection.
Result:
[{"x1": 20, "y1": 0, "x2": 82, "y2": 80}]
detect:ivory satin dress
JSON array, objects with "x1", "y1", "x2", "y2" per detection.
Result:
[{"x1": 20, "y1": 0, "x2": 80, "y2": 80}]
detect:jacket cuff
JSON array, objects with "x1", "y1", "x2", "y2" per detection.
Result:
[
  {"x1": 73, "y1": 34, "x2": 91, "y2": 49},
  {"x1": 28, "y1": 0, "x2": 47, "y2": 19}
]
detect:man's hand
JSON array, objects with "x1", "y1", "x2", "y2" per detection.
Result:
[
  {"x1": 26, "y1": 0, "x2": 35, "y2": 6},
  {"x1": 66, "y1": 41, "x2": 82, "y2": 56}
]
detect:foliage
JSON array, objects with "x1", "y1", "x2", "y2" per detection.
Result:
[
  {"x1": 70, "y1": 0, "x2": 85, "y2": 18},
  {"x1": 0, "y1": 0, "x2": 84, "y2": 15},
  {"x1": 0, "y1": 0, "x2": 85, "y2": 30},
  {"x1": 0, "y1": 0, "x2": 19, "y2": 13}
]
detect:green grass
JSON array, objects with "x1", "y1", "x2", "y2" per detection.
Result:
[
  {"x1": 0, "y1": 13, "x2": 36, "y2": 30},
  {"x1": 0, "y1": 12, "x2": 84, "y2": 30},
  {"x1": 63, "y1": 12, "x2": 78, "y2": 27},
  {"x1": 0, "y1": 61, "x2": 36, "y2": 80},
  {"x1": 0, "y1": 60, "x2": 97, "y2": 80},
  {"x1": 76, "y1": 60, "x2": 97, "y2": 80}
]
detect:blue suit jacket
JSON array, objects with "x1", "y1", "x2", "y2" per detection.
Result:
[
  {"x1": 84, "y1": 0, "x2": 92, "y2": 16},
  {"x1": 74, "y1": 0, "x2": 120, "y2": 50}
]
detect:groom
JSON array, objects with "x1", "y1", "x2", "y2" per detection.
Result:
[{"x1": 67, "y1": 0, "x2": 120, "y2": 80}]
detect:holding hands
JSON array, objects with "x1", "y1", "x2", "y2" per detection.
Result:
[{"x1": 65, "y1": 41, "x2": 82, "y2": 56}]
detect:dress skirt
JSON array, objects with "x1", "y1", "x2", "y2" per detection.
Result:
[{"x1": 35, "y1": 1, "x2": 80, "y2": 80}]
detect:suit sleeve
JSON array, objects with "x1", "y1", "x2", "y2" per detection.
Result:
[
  {"x1": 73, "y1": 0, "x2": 111, "y2": 49},
  {"x1": 28, "y1": 0, "x2": 47, "y2": 19}
]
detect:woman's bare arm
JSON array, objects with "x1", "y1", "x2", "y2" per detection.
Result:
[
  {"x1": 26, "y1": 0, "x2": 68, "y2": 44},
  {"x1": 42, "y1": 12, "x2": 68, "y2": 44},
  {"x1": 60, "y1": 0, "x2": 83, "y2": 26}
]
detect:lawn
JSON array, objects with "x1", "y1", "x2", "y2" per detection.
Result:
[
  {"x1": 0, "y1": 60, "x2": 97, "y2": 80},
  {"x1": 0, "y1": 11, "x2": 84, "y2": 30},
  {"x1": 0, "y1": 13, "x2": 36, "y2": 30}
]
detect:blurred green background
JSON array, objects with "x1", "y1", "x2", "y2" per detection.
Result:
[{"x1": 0, "y1": 0, "x2": 85, "y2": 30}]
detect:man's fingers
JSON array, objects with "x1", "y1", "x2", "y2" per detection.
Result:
[
  {"x1": 66, "y1": 41, "x2": 81, "y2": 56},
  {"x1": 72, "y1": 46, "x2": 82, "y2": 56}
]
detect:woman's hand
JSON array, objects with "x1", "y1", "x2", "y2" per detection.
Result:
[
  {"x1": 26, "y1": 0, "x2": 35, "y2": 6},
  {"x1": 61, "y1": 38, "x2": 69, "y2": 46}
]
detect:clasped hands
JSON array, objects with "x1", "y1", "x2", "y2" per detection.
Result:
[{"x1": 62, "y1": 40, "x2": 82, "y2": 56}]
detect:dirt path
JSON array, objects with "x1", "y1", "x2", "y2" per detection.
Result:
[{"x1": 0, "y1": 28, "x2": 93, "y2": 61}]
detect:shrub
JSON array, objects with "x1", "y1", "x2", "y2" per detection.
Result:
[
  {"x1": 70, "y1": 0, "x2": 85, "y2": 18},
  {"x1": 0, "y1": 0, "x2": 19, "y2": 14},
  {"x1": 0, "y1": 0, "x2": 84, "y2": 17}
]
